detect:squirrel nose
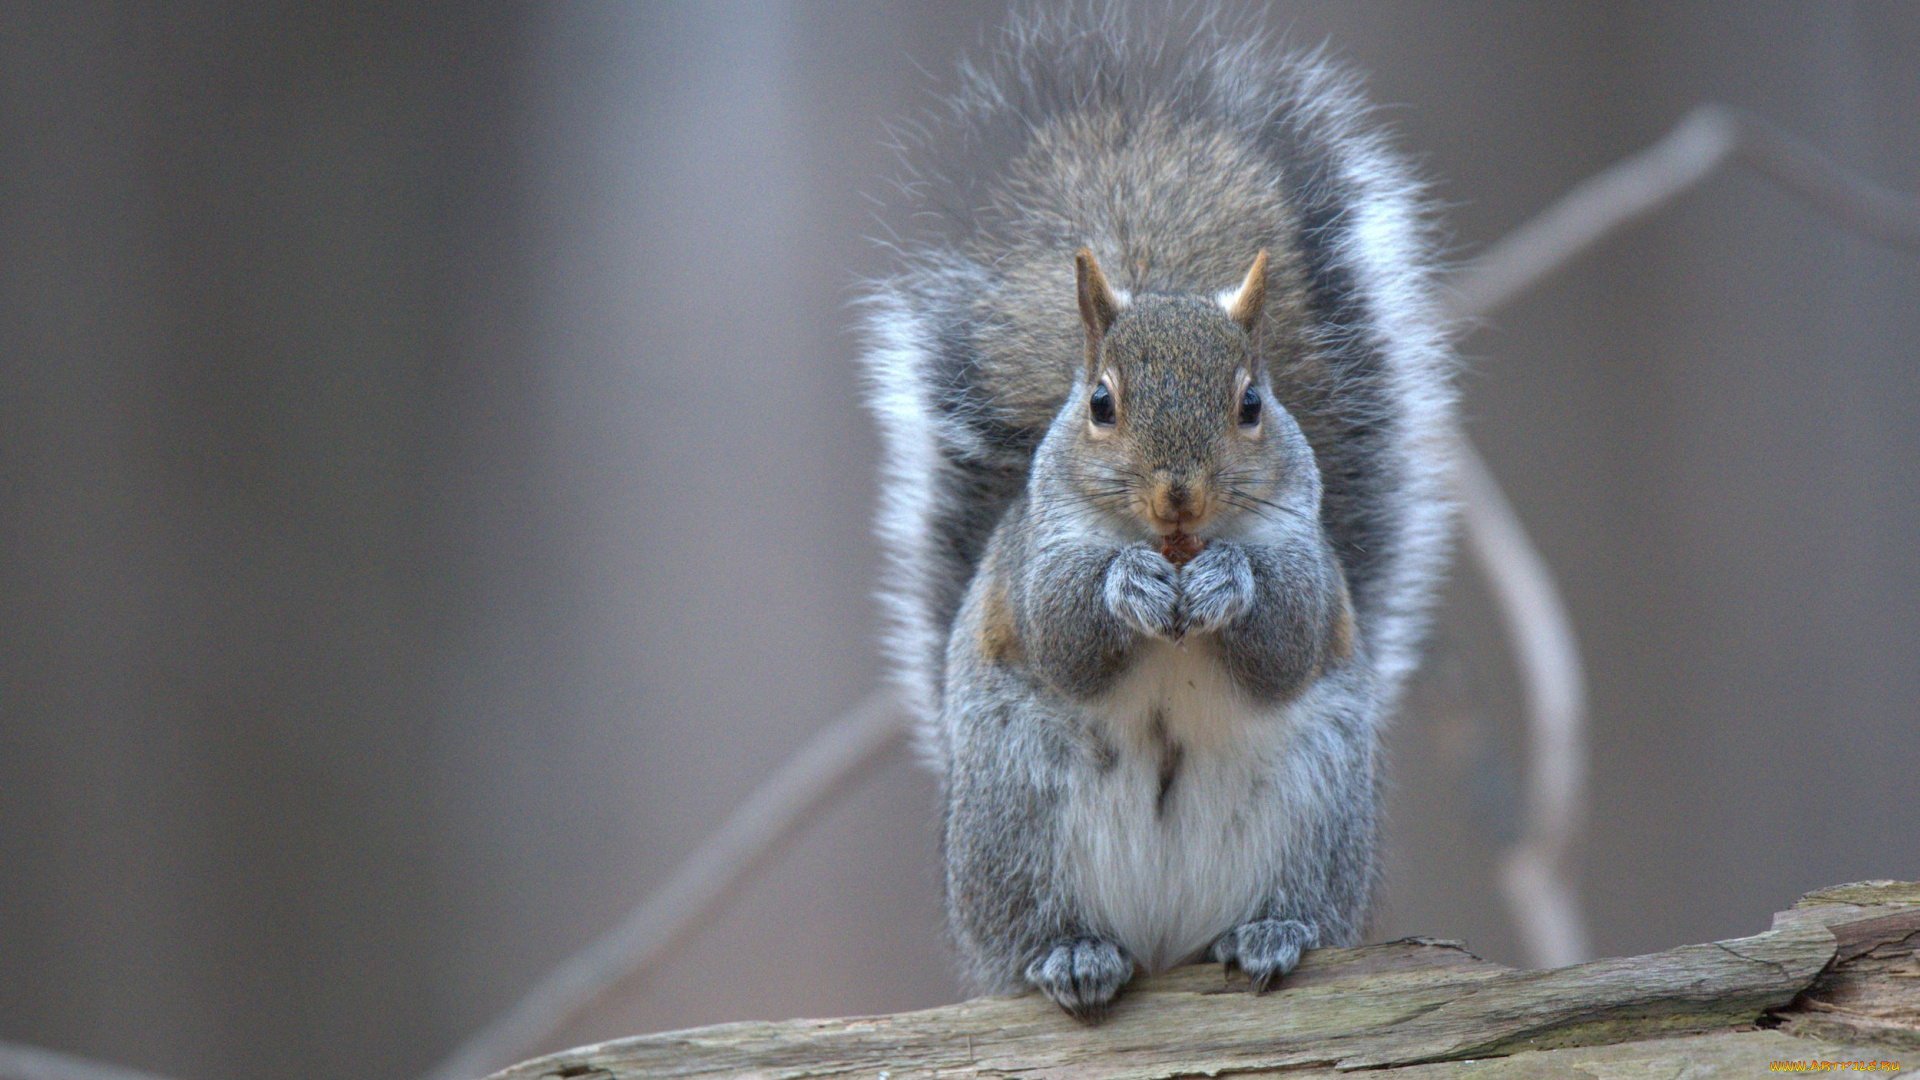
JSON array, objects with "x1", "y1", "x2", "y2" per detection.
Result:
[{"x1": 1155, "y1": 482, "x2": 1202, "y2": 525}]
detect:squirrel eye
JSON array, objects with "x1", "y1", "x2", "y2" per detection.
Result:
[
  {"x1": 1089, "y1": 380, "x2": 1116, "y2": 426},
  {"x1": 1238, "y1": 385, "x2": 1262, "y2": 427}
]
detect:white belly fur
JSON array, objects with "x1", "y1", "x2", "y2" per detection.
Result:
[{"x1": 1061, "y1": 637, "x2": 1296, "y2": 971}]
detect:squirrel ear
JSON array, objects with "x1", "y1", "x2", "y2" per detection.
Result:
[
  {"x1": 1076, "y1": 248, "x2": 1121, "y2": 345},
  {"x1": 1223, "y1": 249, "x2": 1269, "y2": 334}
]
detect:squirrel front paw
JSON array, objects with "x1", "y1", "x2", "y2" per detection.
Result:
[
  {"x1": 1179, "y1": 540, "x2": 1255, "y2": 634},
  {"x1": 1210, "y1": 918, "x2": 1318, "y2": 993},
  {"x1": 1105, "y1": 544, "x2": 1183, "y2": 639},
  {"x1": 1025, "y1": 935, "x2": 1134, "y2": 1022}
]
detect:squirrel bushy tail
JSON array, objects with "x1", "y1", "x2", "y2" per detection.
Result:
[{"x1": 862, "y1": 4, "x2": 1455, "y2": 771}]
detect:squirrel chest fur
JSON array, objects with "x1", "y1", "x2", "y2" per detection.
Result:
[
  {"x1": 864, "y1": 9, "x2": 1454, "y2": 1020},
  {"x1": 1052, "y1": 638, "x2": 1333, "y2": 974}
]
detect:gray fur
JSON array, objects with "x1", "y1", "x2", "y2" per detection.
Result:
[
  {"x1": 1211, "y1": 917, "x2": 1320, "y2": 992},
  {"x1": 1104, "y1": 544, "x2": 1182, "y2": 643},
  {"x1": 860, "y1": 5, "x2": 1455, "y2": 1018},
  {"x1": 1024, "y1": 936, "x2": 1134, "y2": 1022}
]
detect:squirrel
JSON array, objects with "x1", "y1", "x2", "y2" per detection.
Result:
[{"x1": 861, "y1": 7, "x2": 1455, "y2": 1020}]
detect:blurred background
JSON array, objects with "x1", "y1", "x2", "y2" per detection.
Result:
[{"x1": 2, "y1": 3, "x2": 1916, "y2": 1079}]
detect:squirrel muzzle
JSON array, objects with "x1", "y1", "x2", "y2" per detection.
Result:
[{"x1": 1146, "y1": 474, "x2": 1212, "y2": 534}]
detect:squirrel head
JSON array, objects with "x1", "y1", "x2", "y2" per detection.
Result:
[{"x1": 1057, "y1": 247, "x2": 1308, "y2": 540}]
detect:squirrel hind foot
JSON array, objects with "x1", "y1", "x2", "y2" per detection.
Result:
[
  {"x1": 1024, "y1": 935, "x2": 1135, "y2": 1023},
  {"x1": 1211, "y1": 918, "x2": 1318, "y2": 993}
]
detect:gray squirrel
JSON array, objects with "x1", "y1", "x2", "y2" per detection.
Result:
[{"x1": 862, "y1": 8, "x2": 1455, "y2": 1019}]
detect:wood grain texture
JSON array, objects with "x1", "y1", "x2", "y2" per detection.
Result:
[
  {"x1": 490, "y1": 883, "x2": 1920, "y2": 1080},
  {"x1": 1771, "y1": 881, "x2": 1920, "y2": 1051},
  {"x1": 1330, "y1": 1029, "x2": 1902, "y2": 1080}
]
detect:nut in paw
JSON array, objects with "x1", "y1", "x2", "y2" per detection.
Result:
[{"x1": 1160, "y1": 530, "x2": 1205, "y2": 566}]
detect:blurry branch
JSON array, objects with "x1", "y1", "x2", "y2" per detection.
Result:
[
  {"x1": 1447, "y1": 437, "x2": 1591, "y2": 967},
  {"x1": 10, "y1": 105, "x2": 1920, "y2": 1080},
  {"x1": 1450, "y1": 104, "x2": 1920, "y2": 318},
  {"x1": 0, "y1": 1043, "x2": 183, "y2": 1080},
  {"x1": 1441, "y1": 102, "x2": 1920, "y2": 970},
  {"x1": 418, "y1": 690, "x2": 909, "y2": 1080}
]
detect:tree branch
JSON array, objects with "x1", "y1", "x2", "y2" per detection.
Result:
[
  {"x1": 1449, "y1": 435, "x2": 1592, "y2": 968},
  {"x1": 1448, "y1": 104, "x2": 1920, "y2": 321},
  {"x1": 492, "y1": 884, "x2": 1920, "y2": 1080}
]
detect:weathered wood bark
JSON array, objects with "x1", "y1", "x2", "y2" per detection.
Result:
[{"x1": 493, "y1": 882, "x2": 1919, "y2": 1079}]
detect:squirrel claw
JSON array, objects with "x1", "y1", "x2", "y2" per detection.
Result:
[
  {"x1": 1026, "y1": 936, "x2": 1134, "y2": 1022},
  {"x1": 1211, "y1": 918, "x2": 1317, "y2": 994}
]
